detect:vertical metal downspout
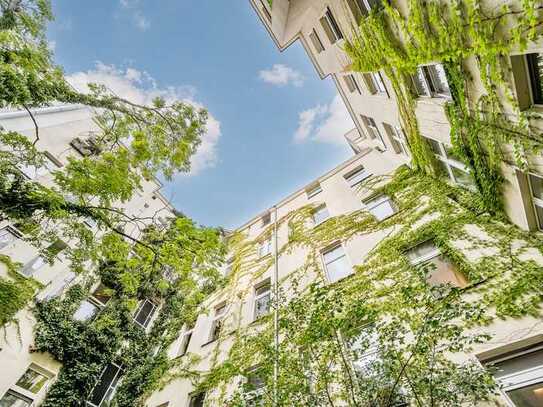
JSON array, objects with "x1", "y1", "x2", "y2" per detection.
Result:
[{"x1": 273, "y1": 205, "x2": 279, "y2": 407}]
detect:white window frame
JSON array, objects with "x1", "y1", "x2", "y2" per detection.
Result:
[
  {"x1": 363, "y1": 72, "x2": 387, "y2": 95},
  {"x1": 360, "y1": 115, "x2": 387, "y2": 150},
  {"x1": 344, "y1": 74, "x2": 361, "y2": 94},
  {"x1": 321, "y1": 7, "x2": 343, "y2": 43},
  {"x1": 346, "y1": 326, "x2": 381, "y2": 377},
  {"x1": 385, "y1": 124, "x2": 409, "y2": 156},
  {"x1": 259, "y1": 237, "x2": 272, "y2": 257},
  {"x1": 407, "y1": 241, "x2": 441, "y2": 266},
  {"x1": 321, "y1": 243, "x2": 353, "y2": 283},
  {"x1": 412, "y1": 64, "x2": 451, "y2": 98},
  {"x1": 344, "y1": 165, "x2": 371, "y2": 189},
  {"x1": 424, "y1": 136, "x2": 474, "y2": 189},
  {"x1": 133, "y1": 298, "x2": 158, "y2": 329},
  {"x1": 253, "y1": 279, "x2": 271, "y2": 321},
  {"x1": 485, "y1": 345, "x2": 543, "y2": 407},
  {"x1": 209, "y1": 303, "x2": 226, "y2": 342},
  {"x1": 244, "y1": 365, "x2": 266, "y2": 402},
  {"x1": 178, "y1": 325, "x2": 194, "y2": 357},
  {"x1": 0, "y1": 226, "x2": 21, "y2": 251},
  {"x1": 363, "y1": 195, "x2": 396, "y2": 221},
  {"x1": 306, "y1": 183, "x2": 323, "y2": 199},
  {"x1": 86, "y1": 362, "x2": 123, "y2": 407},
  {"x1": 309, "y1": 29, "x2": 325, "y2": 53},
  {"x1": 528, "y1": 173, "x2": 543, "y2": 231},
  {"x1": 313, "y1": 204, "x2": 330, "y2": 226}
]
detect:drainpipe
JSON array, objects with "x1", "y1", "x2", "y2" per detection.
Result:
[{"x1": 272, "y1": 205, "x2": 279, "y2": 407}]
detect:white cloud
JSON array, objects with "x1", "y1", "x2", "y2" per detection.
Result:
[
  {"x1": 119, "y1": 0, "x2": 150, "y2": 31},
  {"x1": 66, "y1": 62, "x2": 221, "y2": 175},
  {"x1": 293, "y1": 95, "x2": 354, "y2": 145},
  {"x1": 258, "y1": 64, "x2": 305, "y2": 87}
]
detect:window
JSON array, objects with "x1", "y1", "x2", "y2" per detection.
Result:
[
  {"x1": 45, "y1": 271, "x2": 76, "y2": 300},
  {"x1": 364, "y1": 195, "x2": 396, "y2": 221},
  {"x1": 344, "y1": 165, "x2": 371, "y2": 188},
  {"x1": 178, "y1": 323, "x2": 194, "y2": 357},
  {"x1": 344, "y1": 74, "x2": 361, "y2": 94},
  {"x1": 360, "y1": 115, "x2": 387, "y2": 149},
  {"x1": 322, "y1": 244, "x2": 352, "y2": 283},
  {"x1": 383, "y1": 124, "x2": 409, "y2": 156},
  {"x1": 528, "y1": 173, "x2": 543, "y2": 230},
  {"x1": 223, "y1": 257, "x2": 234, "y2": 278},
  {"x1": 411, "y1": 64, "x2": 451, "y2": 98},
  {"x1": 319, "y1": 7, "x2": 343, "y2": 44},
  {"x1": 261, "y1": 211, "x2": 271, "y2": 227},
  {"x1": 0, "y1": 226, "x2": 19, "y2": 250},
  {"x1": 347, "y1": 327, "x2": 381, "y2": 377},
  {"x1": 346, "y1": 0, "x2": 383, "y2": 21},
  {"x1": 87, "y1": 363, "x2": 123, "y2": 407},
  {"x1": 259, "y1": 237, "x2": 272, "y2": 257},
  {"x1": 133, "y1": 299, "x2": 157, "y2": 328},
  {"x1": 363, "y1": 72, "x2": 387, "y2": 95},
  {"x1": 0, "y1": 390, "x2": 32, "y2": 406},
  {"x1": 306, "y1": 183, "x2": 322, "y2": 199},
  {"x1": 244, "y1": 366, "x2": 266, "y2": 405},
  {"x1": 91, "y1": 284, "x2": 112, "y2": 306},
  {"x1": 309, "y1": 29, "x2": 324, "y2": 53},
  {"x1": 526, "y1": 53, "x2": 543, "y2": 105},
  {"x1": 189, "y1": 392, "x2": 206, "y2": 407},
  {"x1": 70, "y1": 135, "x2": 102, "y2": 157},
  {"x1": 209, "y1": 303, "x2": 226, "y2": 342},
  {"x1": 423, "y1": 136, "x2": 475, "y2": 189},
  {"x1": 486, "y1": 346, "x2": 543, "y2": 407},
  {"x1": 406, "y1": 241, "x2": 467, "y2": 288},
  {"x1": 313, "y1": 204, "x2": 330, "y2": 226},
  {"x1": 254, "y1": 279, "x2": 271, "y2": 320},
  {"x1": 21, "y1": 256, "x2": 47, "y2": 277},
  {"x1": 0, "y1": 364, "x2": 54, "y2": 406},
  {"x1": 73, "y1": 299, "x2": 100, "y2": 322}
]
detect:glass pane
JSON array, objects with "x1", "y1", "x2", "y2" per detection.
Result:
[
  {"x1": 179, "y1": 332, "x2": 192, "y2": 356},
  {"x1": 530, "y1": 174, "x2": 543, "y2": 200},
  {"x1": 314, "y1": 206, "x2": 330, "y2": 225},
  {"x1": 451, "y1": 166, "x2": 475, "y2": 188},
  {"x1": 306, "y1": 184, "x2": 322, "y2": 198},
  {"x1": 135, "y1": 300, "x2": 155, "y2": 327},
  {"x1": 428, "y1": 64, "x2": 450, "y2": 96},
  {"x1": 189, "y1": 393, "x2": 205, "y2": 407},
  {"x1": 16, "y1": 367, "x2": 49, "y2": 393},
  {"x1": 372, "y1": 72, "x2": 386, "y2": 93},
  {"x1": 73, "y1": 300, "x2": 99, "y2": 322},
  {"x1": 0, "y1": 228, "x2": 16, "y2": 250},
  {"x1": 369, "y1": 200, "x2": 396, "y2": 221},
  {"x1": 88, "y1": 364, "x2": 121, "y2": 406},
  {"x1": 345, "y1": 167, "x2": 369, "y2": 187},
  {"x1": 255, "y1": 283, "x2": 270, "y2": 296},
  {"x1": 323, "y1": 245, "x2": 345, "y2": 264},
  {"x1": 536, "y1": 205, "x2": 543, "y2": 230},
  {"x1": 493, "y1": 349, "x2": 543, "y2": 380},
  {"x1": 412, "y1": 68, "x2": 430, "y2": 96},
  {"x1": 527, "y1": 53, "x2": 543, "y2": 104},
  {"x1": 0, "y1": 391, "x2": 32, "y2": 407},
  {"x1": 426, "y1": 256, "x2": 467, "y2": 288},
  {"x1": 92, "y1": 284, "x2": 112, "y2": 306},
  {"x1": 436, "y1": 159, "x2": 451, "y2": 179},
  {"x1": 325, "y1": 256, "x2": 352, "y2": 283},
  {"x1": 424, "y1": 137, "x2": 443, "y2": 156},
  {"x1": 507, "y1": 382, "x2": 543, "y2": 406},
  {"x1": 255, "y1": 293, "x2": 270, "y2": 318},
  {"x1": 406, "y1": 241, "x2": 438, "y2": 264}
]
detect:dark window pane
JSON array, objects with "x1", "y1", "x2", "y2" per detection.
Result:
[
  {"x1": 506, "y1": 381, "x2": 543, "y2": 406},
  {"x1": 530, "y1": 174, "x2": 543, "y2": 200},
  {"x1": 88, "y1": 364, "x2": 121, "y2": 406},
  {"x1": 134, "y1": 300, "x2": 155, "y2": 328},
  {"x1": 0, "y1": 390, "x2": 33, "y2": 407},
  {"x1": 527, "y1": 53, "x2": 543, "y2": 104},
  {"x1": 189, "y1": 392, "x2": 205, "y2": 407}
]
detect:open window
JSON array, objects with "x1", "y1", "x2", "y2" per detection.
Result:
[
  {"x1": 406, "y1": 240, "x2": 467, "y2": 288},
  {"x1": 344, "y1": 165, "x2": 371, "y2": 189},
  {"x1": 363, "y1": 195, "x2": 396, "y2": 221},
  {"x1": 73, "y1": 283, "x2": 112, "y2": 322},
  {"x1": 254, "y1": 279, "x2": 271, "y2": 320},
  {"x1": 133, "y1": 298, "x2": 157, "y2": 329},
  {"x1": 411, "y1": 64, "x2": 451, "y2": 98},
  {"x1": 322, "y1": 244, "x2": 353, "y2": 283},
  {"x1": 87, "y1": 363, "x2": 123, "y2": 407},
  {"x1": 209, "y1": 302, "x2": 227, "y2": 342},
  {"x1": 178, "y1": 322, "x2": 195, "y2": 357},
  {"x1": 313, "y1": 204, "x2": 330, "y2": 226},
  {"x1": 484, "y1": 345, "x2": 543, "y2": 406},
  {"x1": 319, "y1": 7, "x2": 343, "y2": 44}
]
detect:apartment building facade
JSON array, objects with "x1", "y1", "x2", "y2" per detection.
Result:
[
  {"x1": 249, "y1": 0, "x2": 543, "y2": 233},
  {"x1": 0, "y1": 106, "x2": 174, "y2": 407}
]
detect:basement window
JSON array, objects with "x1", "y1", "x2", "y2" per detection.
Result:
[
  {"x1": 322, "y1": 244, "x2": 353, "y2": 283},
  {"x1": 406, "y1": 240, "x2": 468, "y2": 288},
  {"x1": 320, "y1": 7, "x2": 343, "y2": 44},
  {"x1": 254, "y1": 279, "x2": 271, "y2": 320},
  {"x1": 411, "y1": 64, "x2": 451, "y2": 98},
  {"x1": 485, "y1": 345, "x2": 543, "y2": 407},
  {"x1": 309, "y1": 29, "x2": 325, "y2": 53},
  {"x1": 87, "y1": 363, "x2": 123, "y2": 407}
]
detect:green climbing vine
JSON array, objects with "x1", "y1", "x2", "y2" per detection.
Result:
[
  {"x1": 345, "y1": 0, "x2": 543, "y2": 213},
  {"x1": 162, "y1": 166, "x2": 543, "y2": 406}
]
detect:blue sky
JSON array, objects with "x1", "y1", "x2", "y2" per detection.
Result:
[{"x1": 47, "y1": 0, "x2": 354, "y2": 229}]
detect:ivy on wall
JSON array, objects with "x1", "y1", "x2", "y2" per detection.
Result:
[
  {"x1": 345, "y1": 0, "x2": 543, "y2": 213},
  {"x1": 167, "y1": 166, "x2": 543, "y2": 406}
]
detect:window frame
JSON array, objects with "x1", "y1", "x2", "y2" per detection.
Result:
[
  {"x1": 527, "y1": 172, "x2": 543, "y2": 231},
  {"x1": 309, "y1": 29, "x2": 325, "y2": 53},
  {"x1": 344, "y1": 165, "x2": 371, "y2": 189},
  {"x1": 320, "y1": 7, "x2": 343, "y2": 44},
  {"x1": 86, "y1": 362, "x2": 123, "y2": 407},
  {"x1": 259, "y1": 237, "x2": 272, "y2": 257},
  {"x1": 360, "y1": 115, "x2": 387, "y2": 150},
  {"x1": 344, "y1": 74, "x2": 361, "y2": 94},
  {"x1": 209, "y1": 302, "x2": 227, "y2": 343},
  {"x1": 0, "y1": 389, "x2": 33, "y2": 406},
  {"x1": 384, "y1": 124, "x2": 409, "y2": 156},
  {"x1": 363, "y1": 195, "x2": 397, "y2": 221},
  {"x1": 312, "y1": 204, "x2": 330, "y2": 226},
  {"x1": 133, "y1": 298, "x2": 158, "y2": 329},
  {"x1": 306, "y1": 182, "x2": 323, "y2": 199},
  {"x1": 3, "y1": 363, "x2": 54, "y2": 405},
  {"x1": 526, "y1": 53, "x2": 543, "y2": 106},
  {"x1": 363, "y1": 72, "x2": 387, "y2": 95},
  {"x1": 178, "y1": 325, "x2": 194, "y2": 357},
  {"x1": 253, "y1": 279, "x2": 271, "y2": 321},
  {"x1": 424, "y1": 136, "x2": 474, "y2": 189},
  {"x1": 0, "y1": 226, "x2": 21, "y2": 251},
  {"x1": 321, "y1": 243, "x2": 353, "y2": 283},
  {"x1": 412, "y1": 64, "x2": 451, "y2": 99},
  {"x1": 188, "y1": 391, "x2": 206, "y2": 407}
]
